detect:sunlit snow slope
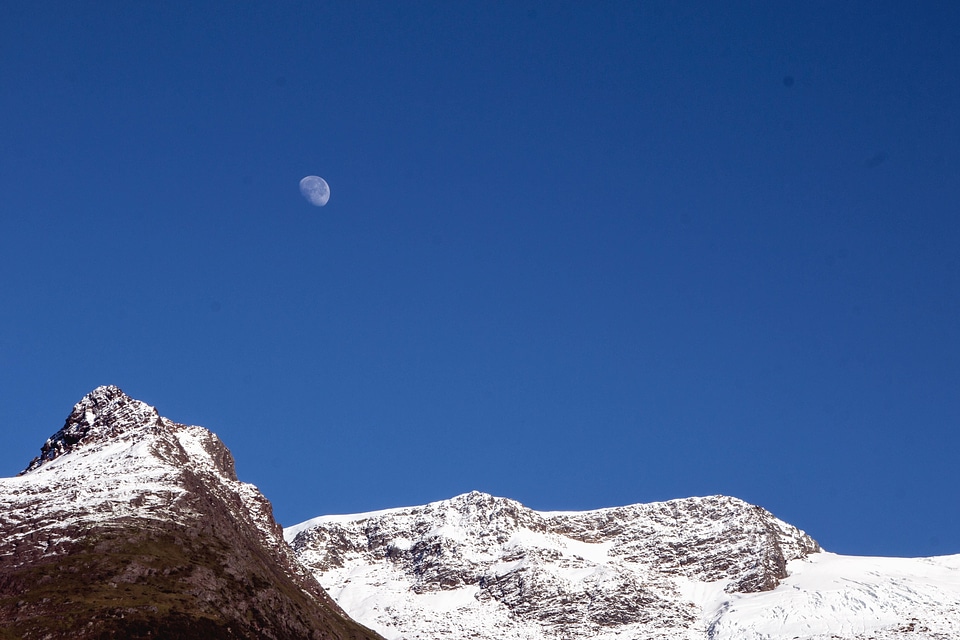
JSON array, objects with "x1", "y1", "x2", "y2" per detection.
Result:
[
  {"x1": 286, "y1": 492, "x2": 960, "y2": 640},
  {"x1": 697, "y1": 551, "x2": 960, "y2": 639}
]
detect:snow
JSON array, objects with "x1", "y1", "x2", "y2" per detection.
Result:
[
  {"x1": 7, "y1": 387, "x2": 959, "y2": 640},
  {"x1": 284, "y1": 505, "x2": 412, "y2": 542},
  {"x1": 0, "y1": 429, "x2": 191, "y2": 563},
  {"x1": 0, "y1": 389, "x2": 289, "y2": 575},
  {"x1": 703, "y1": 552, "x2": 960, "y2": 639},
  {"x1": 389, "y1": 536, "x2": 414, "y2": 552},
  {"x1": 174, "y1": 426, "x2": 217, "y2": 467},
  {"x1": 287, "y1": 492, "x2": 960, "y2": 640}
]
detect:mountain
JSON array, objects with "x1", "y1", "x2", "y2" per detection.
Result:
[
  {"x1": 5, "y1": 387, "x2": 960, "y2": 639},
  {"x1": 0, "y1": 386, "x2": 384, "y2": 640},
  {"x1": 285, "y1": 491, "x2": 960, "y2": 640}
]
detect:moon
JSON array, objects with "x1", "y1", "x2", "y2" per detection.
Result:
[{"x1": 299, "y1": 175, "x2": 330, "y2": 206}]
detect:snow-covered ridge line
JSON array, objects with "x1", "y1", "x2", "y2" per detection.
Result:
[
  {"x1": 286, "y1": 491, "x2": 960, "y2": 640},
  {"x1": 284, "y1": 505, "x2": 413, "y2": 540},
  {"x1": 285, "y1": 490, "x2": 761, "y2": 540},
  {"x1": 6, "y1": 386, "x2": 960, "y2": 639}
]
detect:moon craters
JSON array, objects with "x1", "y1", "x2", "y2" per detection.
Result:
[{"x1": 299, "y1": 176, "x2": 330, "y2": 206}]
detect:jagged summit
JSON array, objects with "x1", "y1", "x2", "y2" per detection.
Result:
[
  {"x1": 1, "y1": 387, "x2": 384, "y2": 640},
  {"x1": 21, "y1": 385, "x2": 161, "y2": 474}
]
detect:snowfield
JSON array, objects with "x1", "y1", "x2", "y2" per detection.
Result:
[{"x1": 701, "y1": 551, "x2": 960, "y2": 639}]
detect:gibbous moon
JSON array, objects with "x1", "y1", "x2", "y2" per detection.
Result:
[{"x1": 299, "y1": 175, "x2": 330, "y2": 206}]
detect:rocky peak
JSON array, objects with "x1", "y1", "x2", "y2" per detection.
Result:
[
  {"x1": 433, "y1": 491, "x2": 534, "y2": 529},
  {"x1": 1, "y1": 387, "x2": 384, "y2": 640},
  {"x1": 20, "y1": 385, "x2": 161, "y2": 474}
]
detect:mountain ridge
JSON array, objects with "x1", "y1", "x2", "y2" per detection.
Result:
[
  {"x1": 3, "y1": 387, "x2": 960, "y2": 640},
  {"x1": 0, "y1": 385, "x2": 384, "y2": 640},
  {"x1": 285, "y1": 491, "x2": 960, "y2": 640}
]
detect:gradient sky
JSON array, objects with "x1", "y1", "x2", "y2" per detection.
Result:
[{"x1": 2, "y1": 2, "x2": 958, "y2": 558}]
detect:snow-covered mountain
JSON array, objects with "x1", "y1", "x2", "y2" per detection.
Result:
[
  {"x1": 4, "y1": 387, "x2": 959, "y2": 640},
  {"x1": 0, "y1": 386, "x2": 383, "y2": 640},
  {"x1": 285, "y1": 492, "x2": 960, "y2": 640}
]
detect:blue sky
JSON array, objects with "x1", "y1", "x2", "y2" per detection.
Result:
[{"x1": 2, "y1": 2, "x2": 958, "y2": 558}]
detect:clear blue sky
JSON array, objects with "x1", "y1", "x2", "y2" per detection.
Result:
[{"x1": 2, "y1": 2, "x2": 958, "y2": 558}]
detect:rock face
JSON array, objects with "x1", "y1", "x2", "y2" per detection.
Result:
[
  {"x1": 0, "y1": 386, "x2": 384, "y2": 640},
  {"x1": 284, "y1": 490, "x2": 820, "y2": 640},
  {"x1": 286, "y1": 492, "x2": 960, "y2": 640}
]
